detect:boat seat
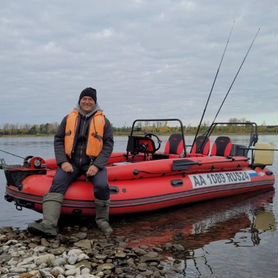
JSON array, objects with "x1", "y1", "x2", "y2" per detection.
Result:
[
  {"x1": 126, "y1": 135, "x2": 156, "y2": 155},
  {"x1": 189, "y1": 135, "x2": 210, "y2": 156},
  {"x1": 164, "y1": 133, "x2": 185, "y2": 156},
  {"x1": 211, "y1": 136, "x2": 232, "y2": 157}
]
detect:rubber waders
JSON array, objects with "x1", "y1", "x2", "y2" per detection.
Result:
[
  {"x1": 95, "y1": 198, "x2": 113, "y2": 236},
  {"x1": 28, "y1": 192, "x2": 64, "y2": 237}
]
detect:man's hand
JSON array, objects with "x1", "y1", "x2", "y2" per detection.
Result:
[
  {"x1": 86, "y1": 165, "x2": 99, "y2": 177},
  {"x1": 61, "y1": 162, "x2": 74, "y2": 173}
]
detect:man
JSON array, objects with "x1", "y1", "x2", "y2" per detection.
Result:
[{"x1": 28, "y1": 87, "x2": 114, "y2": 237}]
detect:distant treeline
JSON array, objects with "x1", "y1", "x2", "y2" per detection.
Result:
[
  {"x1": 0, "y1": 123, "x2": 59, "y2": 136},
  {"x1": 0, "y1": 120, "x2": 277, "y2": 136}
]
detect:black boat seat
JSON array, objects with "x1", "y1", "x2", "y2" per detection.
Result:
[
  {"x1": 189, "y1": 135, "x2": 210, "y2": 156},
  {"x1": 211, "y1": 136, "x2": 232, "y2": 157},
  {"x1": 164, "y1": 134, "x2": 185, "y2": 156}
]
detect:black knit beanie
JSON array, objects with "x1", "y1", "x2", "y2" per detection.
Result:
[{"x1": 78, "y1": 87, "x2": 97, "y2": 104}]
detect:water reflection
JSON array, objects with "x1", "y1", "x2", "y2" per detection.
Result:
[
  {"x1": 111, "y1": 190, "x2": 275, "y2": 277},
  {"x1": 114, "y1": 192, "x2": 273, "y2": 244}
]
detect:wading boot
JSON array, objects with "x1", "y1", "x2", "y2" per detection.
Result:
[
  {"x1": 95, "y1": 198, "x2": 113, "y2": 236},
  {"x1": 28, "y1": 192, "x2": 63, "y2": 237}
]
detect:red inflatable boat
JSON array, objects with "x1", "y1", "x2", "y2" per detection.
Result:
[{"x1": 1, "y1": 120, "x2": 275, "y2": 217}]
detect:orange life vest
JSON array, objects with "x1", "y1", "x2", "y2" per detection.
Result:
[{"x1": 64, "y1": 110, "x2": 105, "y2": 158}]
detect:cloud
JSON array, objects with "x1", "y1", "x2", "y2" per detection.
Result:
[{"x1": 0, "y1": 0, "x2": 277, "y2": 127}]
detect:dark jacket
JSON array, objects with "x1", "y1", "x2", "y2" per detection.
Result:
[{"x1": 54, "y1": 105, "x2": 114, "y2": 170}]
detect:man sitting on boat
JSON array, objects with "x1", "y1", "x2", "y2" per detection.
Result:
[{"x1": 28, "y1": 87, "x2": 114, "y2": 237}]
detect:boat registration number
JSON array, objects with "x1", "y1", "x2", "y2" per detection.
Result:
[{"x1": 189, "y1": 171, "x2": 252, "y2": 188}]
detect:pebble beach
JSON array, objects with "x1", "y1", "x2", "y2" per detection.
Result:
[{"x1": 0, "y1": 225, "x2": 188, "y2": 278}]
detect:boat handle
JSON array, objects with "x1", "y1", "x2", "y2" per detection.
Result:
[
  {"x1": 109, "y1": 186, "x2": 119, "y2": 194},
  {"x1": 171, "y1": 180, "x2": 184, "y2": 187}
]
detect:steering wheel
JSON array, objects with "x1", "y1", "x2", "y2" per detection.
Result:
[{"x1": 144, "y1": 133, "x2": 162, "y2": 152}]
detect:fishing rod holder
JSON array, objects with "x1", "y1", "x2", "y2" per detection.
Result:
[
  {"x1": 0, "y1": 158, "x2": 22, "y2": 170},
  {"x1": 0, "y1": 158, "x2": 6, "y2": 170}
]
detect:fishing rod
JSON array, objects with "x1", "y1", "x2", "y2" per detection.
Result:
[
  {"x1": 211, "y1": 27, "x2": 260, "y2": 124},
  {"x1": 199, "y1": 28, "x2": 261, "y2": 149},
  {"x1": 190, "y1": 23, "x2": 235, "y2": 153},
  {"x1": 0, "y1": 149, "x2": 25, "y2": 159},
  {"x1": 0, "y1": 150, "x2": 53, "y2": 171}
]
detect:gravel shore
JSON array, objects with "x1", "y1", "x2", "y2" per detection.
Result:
[{"x1": 0, "y1": 225, "x2": 190, "y2": 278}]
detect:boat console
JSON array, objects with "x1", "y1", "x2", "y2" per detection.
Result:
[{"x1": 126, "y1": 135, "x2": 156, "y2": 155}]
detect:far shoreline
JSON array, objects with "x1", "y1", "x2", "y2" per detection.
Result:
[{"x1": 0, "y1": 131, "x2": 278, "y2": 138}]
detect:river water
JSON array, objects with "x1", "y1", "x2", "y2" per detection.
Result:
[{"x1": 0, "y1": 135, "x2": 277, "y2": 278}]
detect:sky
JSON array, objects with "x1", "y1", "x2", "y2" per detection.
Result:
[{"x1": 0, "y1": 0, "x2": 277, "y2": 128}]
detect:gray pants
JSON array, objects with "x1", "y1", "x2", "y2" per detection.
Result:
[{"x1": 50, "y1": 166, "x2": 110, "y2": 200}]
